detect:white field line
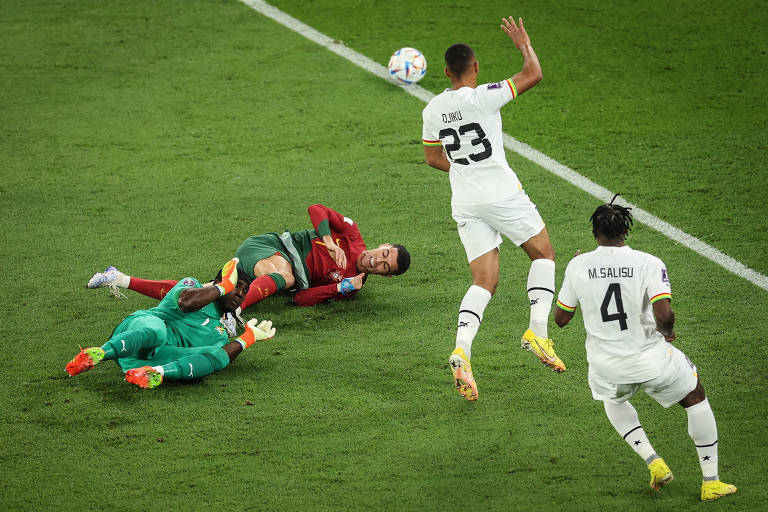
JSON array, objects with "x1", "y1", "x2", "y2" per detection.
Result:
[{"x1": 239, "y1": 0, "x2": 768, "y2": 293}]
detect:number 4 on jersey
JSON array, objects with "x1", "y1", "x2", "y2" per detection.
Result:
[{"x1": 600, "y1": 283, "x2": 628, "y2": 330}]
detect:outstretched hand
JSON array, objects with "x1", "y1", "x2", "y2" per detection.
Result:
[
  {"x1": 247, "y1": 318, "x2": 276, "y2": 341},
  {"x1": 237, "y1": 318, "x2": 276, "y2": 348},
  {"x1": 501, "y1": 16, "x2": 530, "y2": 49}
]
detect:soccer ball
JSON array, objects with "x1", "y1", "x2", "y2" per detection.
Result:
[{"x1": 387, "y1": 47, "x2": 427, "y2": 85}]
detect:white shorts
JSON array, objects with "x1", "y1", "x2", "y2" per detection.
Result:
[
  {"x1": 588, "y1": 345, "x2": 699, "y2": 408},
  {"x1": 452, "y1": 194, "x2": 545, "y2": 262}
]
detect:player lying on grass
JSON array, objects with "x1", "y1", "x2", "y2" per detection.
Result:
[
  {"x1": 554, "y1": 198, "x2": 737, "y2": 502},
  {"x1": 422, "y1": 16, "x2": 563, "y2": 401},
  {"x1": 66, "y1": 258, "x2": 276, "y2": 389},
  {"x1": 87, "y1": 205, "x2": 411, "y2": 319}
]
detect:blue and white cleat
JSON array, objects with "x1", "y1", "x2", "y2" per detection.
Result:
[
  {"x1": 87, "y1": 266, "x2": 127, "y2": 299},
  {"x1": 221, "y1": 313, "x2": 238, "y2": 338}
]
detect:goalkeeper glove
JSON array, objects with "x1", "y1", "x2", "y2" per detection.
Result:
[
  {"x1": 215, "y1": 257, "x2": 239, "y2": 296},
  {"x1": 236, "y1": 318, "x2": 276, "y2": 349}
]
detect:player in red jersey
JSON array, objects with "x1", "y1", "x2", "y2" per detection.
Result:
[{"x1": 87, "y1": 205, "x2": 410, "y2": 312}]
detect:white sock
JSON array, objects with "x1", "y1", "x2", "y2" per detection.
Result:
[
  {"x1": 152, "y1": 365, "x2": 165, "y2": 376},
  {"x1": 527, "y1": 259, "x2": 555, "y2": 338},
  {"x1": 456, "y1": 285, "x2": 492, "y2": 360},
  {"x1": 686, "y1": 399, "x2": 719, "y2": 481},
  {"x1": 116, "y1": 274, "x2": 130, "y2": 288},
  {"x1": 604, "y1": 401, "x2": 659, "y2": 463}
]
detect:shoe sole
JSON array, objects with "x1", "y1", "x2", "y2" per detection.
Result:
[
  {"x1": 651, "y1": 472, "x2": 673, "y2": 491},
  {"x1": 65, "y1": 350, "x2": 102, "y2": 376},
  {"x1": 66, "y1": 359, "x2": 95, "y2": 376},
  {"x1": 125, "y1": 371, "x2": 162, "y2": 389},
  {"x1": 449, "y1": 356, "x2": 478, "y2": 401}
]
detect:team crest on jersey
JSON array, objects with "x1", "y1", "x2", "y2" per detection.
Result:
[
  {"x1": 215, "y1": 326, "x2": 227, "y2": 336},
  {"x1": 661, "y1": 268, "x2": 670, "y2": 283},
  {"x1": 487, "y1": 82, "x2": 503, "y2": 89},
  {"x1": 182, "y1": 278, "x2": 196, "y2": 287},
  {"x1": 328, "y1": 269, "x2": 343, "y2": 282}
]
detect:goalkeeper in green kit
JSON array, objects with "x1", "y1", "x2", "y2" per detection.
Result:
[{"x1": 65, "y1": 258, "x2": 276, "y2": 389}]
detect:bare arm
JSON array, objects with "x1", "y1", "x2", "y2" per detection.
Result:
[
  {"x1": 554, "y1": 307, "x2": 574, "y2": 327},
  {"x1": 652, "y1": 298, "x2": 676, "y2": 342},
  {"x1": 177, "y1": 286, "x2": 221, "y2": 313},
  {"x1": 501, "y1": 17, "x2": 542, "y2": 94},
  {"x1": 424, "y1": 145, "x2": 450, "y2": 172}
]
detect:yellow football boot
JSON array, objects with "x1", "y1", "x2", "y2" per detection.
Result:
[
  {"x1": 448, "y1": 347, "x2": 478, "y2": 401},
  {"x1": 700, "y1": 480, "x2": 737, "y2": 501},
  {"x1": 521, "y1": 329, "x2": 566, "y2": 373},
  {"x1": 648, "y1": 458, "x2": 673, "y2": 491}
]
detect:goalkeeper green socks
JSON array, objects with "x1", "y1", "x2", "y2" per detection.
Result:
[
  {"x1": 101, "y1": 329, "x2": 159, "y2": 359},
  {"x1": 159, "y1": 353, "x2": 228, "y2": 380}
]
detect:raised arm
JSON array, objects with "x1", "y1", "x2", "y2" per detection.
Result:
[
  {"x1": 177, "y1": 258, "x2": 239, "y2": 313},
  {"x1": 177, "y1": 285, "x2": 224, "y2": 313},
  {"x1": 501, "y1": 17, "x2": 542, "y2": 95}
]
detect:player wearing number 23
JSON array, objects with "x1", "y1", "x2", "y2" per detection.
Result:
[{"x1": 422, "y1": 17, "x2": 562, "y2": 401}]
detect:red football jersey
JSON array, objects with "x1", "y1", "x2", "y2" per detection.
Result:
[{"x1": 293, "y1": 205, "x2": 368, "y2": 306}]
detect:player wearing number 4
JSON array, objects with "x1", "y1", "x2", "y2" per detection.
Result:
[
  {"x1": 422, "y1": 16, "x2": 563, "y2": 401},
  {"x1": 554, "y1": 199, "x2": 736, "y2": 501}
]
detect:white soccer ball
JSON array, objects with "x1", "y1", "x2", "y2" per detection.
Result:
[{"x1": 387, "y1": 47, "x2": 427, "y2": 85}]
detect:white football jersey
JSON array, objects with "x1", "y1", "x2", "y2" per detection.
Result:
[
  {"x1": 557, "y1": 245, "x2": 672, "y2": 383},
  {"x1": 422, "y1": 80, "x2": 523, "y2": 205}
]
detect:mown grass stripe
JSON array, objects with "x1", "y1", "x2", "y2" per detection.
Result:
[{"x1": 239, "y1": 0, "x2": 768, "y2": 293}]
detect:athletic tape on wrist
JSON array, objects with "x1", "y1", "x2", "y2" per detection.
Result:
[{"x1": 339, "y1": 279, "x2": 356, "y2": 295}]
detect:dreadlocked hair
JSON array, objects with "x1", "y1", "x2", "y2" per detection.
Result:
[{"x1": 590, "y1": 194, "x2": 633, "y2": 240}]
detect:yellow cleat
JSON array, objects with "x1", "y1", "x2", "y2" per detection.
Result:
[
  {"x1": 648, "y1": 458, "x2": 673, "y2": 491},
  {"x1": 700, "y1": 480, "x2": 737, "y2": 501},
  {"x1": 448, "y1": 348, "x2": 478, "y2": 401},
  {"x1": 521, "y1": 329, "x2": 566, "y2": 372}
]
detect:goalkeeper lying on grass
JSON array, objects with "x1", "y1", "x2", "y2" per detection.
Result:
[{"x1": 65, "y1": 258, "x2": 275, "y2": 389}]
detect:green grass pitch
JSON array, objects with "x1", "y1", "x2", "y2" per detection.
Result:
[{"x1": 1, "y1": 1, "x2": 766, "y2": 510}]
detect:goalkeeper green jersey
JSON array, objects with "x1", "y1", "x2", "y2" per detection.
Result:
[{"x1": 113, "y1": 277, "x2": 229, "y2": 349}]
